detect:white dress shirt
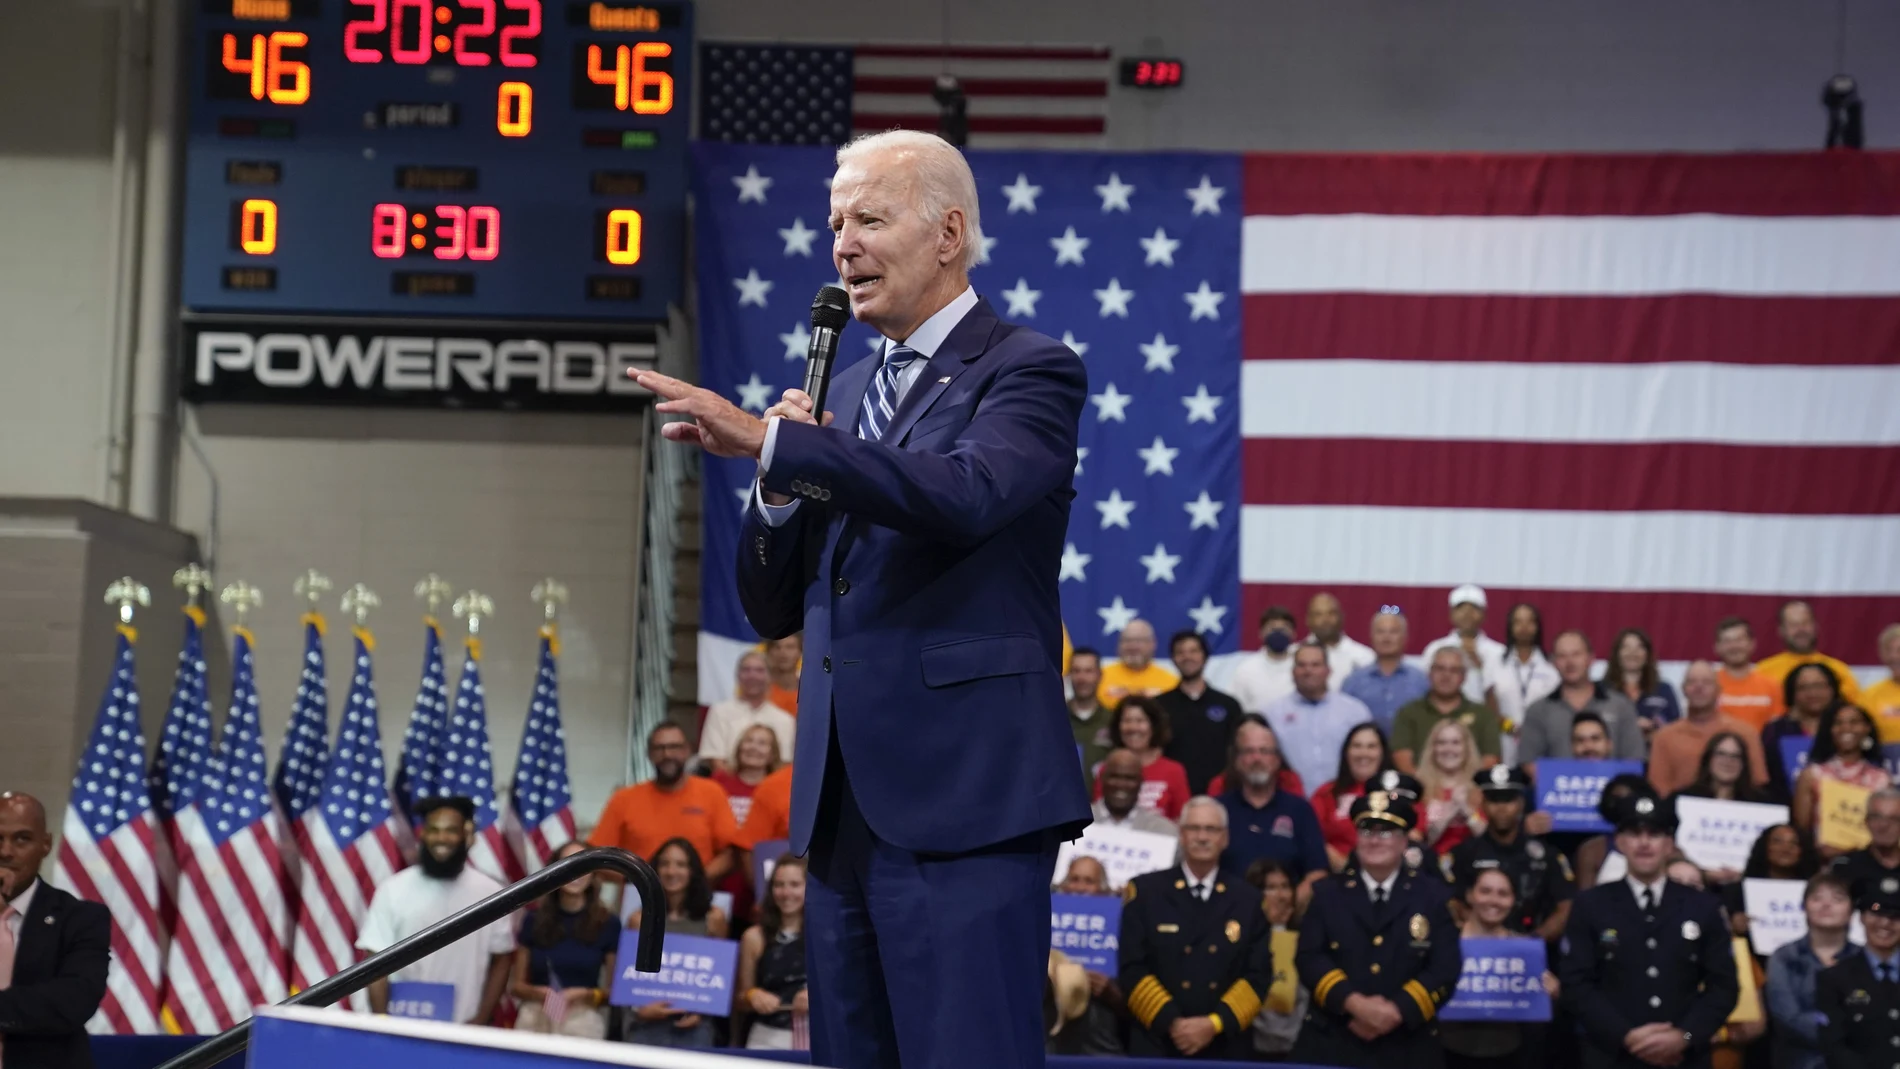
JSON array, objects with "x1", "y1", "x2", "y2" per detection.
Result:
[
  {"x1": 4, "y1": 877, "x2": 37, "y2": 941},
  {"x1": 755, "y1": 286, "x2": 979, "y2": 526},
  {"x1": 1322, "y1": 635, "x2": 1376, "y2": 691},
  {"x1": 1364, "y1": 869, "x2": 1398, "y2": 904},
  {"x1": 1626, "y1": 874, "x2": 1666, "y2": 910},
  {"x1": 1180, "y1": 864, "x2": 1218, "y2": 901}
]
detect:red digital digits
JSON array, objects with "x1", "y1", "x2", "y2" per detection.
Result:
[
  {"x1": 344, "y1": 0, "x2": 538, "y2": 66},
  {"x1": 373, "y1": 203, "x2": 501, "y2": 260}
]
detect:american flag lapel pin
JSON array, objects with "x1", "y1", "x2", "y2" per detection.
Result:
[{"x1": 937, "y1": 376, "x2": 951, "y2": 384}]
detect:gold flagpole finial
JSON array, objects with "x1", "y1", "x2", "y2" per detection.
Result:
[
  {"x1": 531, "y1": 578, "x2": 568, "y2": 623},
  {"x1": 453, "y1": 589, "x2": 494, "y2": 637},
  {"x1": 172, "y1": 564, "x2": 213, "y2": 609},
  {"x1": 293, "y1": 569, "x2": 334, "y2": 611},
  {"x1": 415, "y1": 574, "x2": 454, "y2": 617},
  {"x1": 341, "y1": 583, "x2": 380, "y2": 627},
  {"x1": 105, "y1": 577, "x2": 152, "y2": 625},
  {"x1": 220, "y1": 581, "x2": 263, "y2": 629}
]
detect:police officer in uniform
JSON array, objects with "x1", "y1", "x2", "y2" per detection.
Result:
[
  {"x1": 1447, "y1": 764, "x2": 1576, "y2": 941},
  {"x1": 1818, "y1": 874, "x2": 1900, "y2": 1069},
  {"x1": 1559, "y1": 793, "x2": 1737, "y2": 1069},
  {"x1": 1293, "y1": 789, "x2": 1463, "y2": 1068},
  {"x1": 1118, "y1": 796, "x2": 1273, "y2": 1059}
]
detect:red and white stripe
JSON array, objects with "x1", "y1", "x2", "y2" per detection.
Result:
[
  {"x1": 288, "y1": 809, "x2": 406, "y2": 1007},
  {"x1": 470, "y1": 823, "x2": 526, "y2": 887},
  {"x1": 501, "y1": 806, "x2": 576, "y2": 876},
  {"x1": 55, "y1": 808, "x2": 165, "y2": 1034},
  {"x1": 1240, "y1": 152, "x2": 1900, "y2": 665},
  {"x1": 161, "y1": 806, "x2": 290, "y2": 1033},
  {"x1": 851, "y1": 44, "x2": 1110, "y2": 149}
]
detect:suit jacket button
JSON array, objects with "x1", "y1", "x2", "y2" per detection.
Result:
[
  {"x1": 822, "y1": 656, "x2": 832, "y2": 672},
  {"x1": 834, "y1": 578, "x2": 850, "y2": 595}
]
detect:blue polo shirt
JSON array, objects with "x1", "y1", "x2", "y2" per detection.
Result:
[
  {"x1": 1342, "y1": 661, "x2": 1429, "y2": 735},
  {"x1": 1219, "y1": 785, "x2": 1328, "y2": 876}
]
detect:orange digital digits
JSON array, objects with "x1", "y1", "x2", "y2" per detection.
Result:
[
  {"x1": 586, "y1": 40, "x2": 673, "y2": 113},
  {"x1": 605, "y1": 209, "x2": 642, "y2": 265},
  {"x1": 497, "y1": 81, "x2": 532, "y2": 136},
  {"x1": 239, "y1": 199, "x2": 278, "y2": 254},
  {"x1": 221, "y1": 31, "x2": 310, "y2": 104}
]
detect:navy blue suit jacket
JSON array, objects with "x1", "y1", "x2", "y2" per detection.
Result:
[
  {"x1": 736, "y1": 295, "x2": 1093, "y2": 856},
  {"x1": 0, "y1": 880, "x2": 111, "y2": 1069}
]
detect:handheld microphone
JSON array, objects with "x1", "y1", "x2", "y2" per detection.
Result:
[{"x1": 804, "y1": 284, "x2": 850, "y2": 421}]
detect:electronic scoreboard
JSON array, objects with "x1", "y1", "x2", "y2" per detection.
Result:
[{"x1": 179, "y1": 0, "x2": 692, "y2": 328}]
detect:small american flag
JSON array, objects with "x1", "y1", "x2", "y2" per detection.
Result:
[
  {"x1": 393, "y1": 621, "x2": 450, "y2": 826},
  {"x1": 503, "y1": 625, "x2": 576, "y2": 874},
  {"x1": 541, "y1": 968, "x2": 568, "y2": 1027},
  {"x1": 440, "y1": 640, "x2": 525, "y2": 884},
  {"x1": 701, "y1": 42, "x2": 1110, "y2": 149},
  {"x1": 163, "y1": 628, "x2": 290, "y2": 1032},
  {"x1": 53, "y1": 627, "x2": 165, "y2": 1034},
  {"x1": 290, "y1": 628, "x2": 406, "y2": 1010}
]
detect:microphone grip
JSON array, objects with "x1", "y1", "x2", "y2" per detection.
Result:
[{"x1": 803, "y1": 325, "x2": 839, "y2": 422}]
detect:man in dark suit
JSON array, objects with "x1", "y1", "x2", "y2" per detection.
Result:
[
  {"x1": 1817, "y1": 875, "x2": 1900, "y2": 1069},
  {"x1": 1117, "y1": 797, "x2": 1272, "y2": 1059},
  {"x1": 1559, "y1": 791, "x2": 1737, "y2": 1069},
  {"x1": 0, "y1": 792, "x2": 111, "y2": 1069},
  {"x1": 635, "y1": 130, "x2": 1092, "y2": 1069},
  {"x1": 1294, "y1": 789, "x2": 1463, "y2": 1068}
]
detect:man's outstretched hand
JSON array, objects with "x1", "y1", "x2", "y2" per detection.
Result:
[{"x1": 634, "y1": 370, "x2": 769, "y2": 459}]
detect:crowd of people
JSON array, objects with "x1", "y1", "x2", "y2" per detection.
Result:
[{"x1": 1040, "y1": 585, "x2": 1900, "y2": 1065}]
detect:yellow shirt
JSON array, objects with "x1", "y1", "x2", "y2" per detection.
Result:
[
  {"x1": 1756, "y1": 650, "x2": 1863, "y2": 705},
  {"x1": 1098, "y1": 661, "x2": 1180, "y2": 709},
  {"x1": 1864, "y1": 677, "x2": 1900, "y2": 742}
]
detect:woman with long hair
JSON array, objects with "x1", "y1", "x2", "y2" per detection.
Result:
[
  {"x1": 735, "y1": 856, "x2": 808, "y2": 1050},
  {"x1": 1763, "y1": 662, "x2": 1845, "y2": 800},
  {"x1": 510, "y1": 841, "x2": 619, "y2": 1038},
  {"x1": 1441, "y1": 868, "x2": 1559, "y2": 1068},
  {"x1": 1791, "y1": 702, "x2": 1891, "y2": 840},
  {"x1": 1415, "y1": 719, "x2": 1486, "y2": 855},
  {"x1": 624, "y1": 838, "x2": 730, "y2": 1048},
  {"x1": 1494, "y1": 603, "x2": 1560, "y2": 737},
  {"x1": 1744, "y1": 823, "x2": 1822, "y2": 882},
  {"x1": 1307, "y1": 724, "x2": 1393, "y2": 870},
  {"x1": 1675, "y1": 732, "x2": 1772, "y2": 804},
  {"x1": 1244, "y1": 858, "x2": 1306, "y2": 1059},
  {"x1": 710, "y1": 723, "x2": 781, "y2": 929},
  {"x1": 1092, "y1": 696, "x2": 1191, "y2": 820},
  {"x1": 1603, "y1": 627, "x2": 1680, "y2": 736}
]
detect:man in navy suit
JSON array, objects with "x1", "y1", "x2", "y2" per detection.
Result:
[
  {"x1": 0, "y1": 792, "x2": 111, "y2": 1069},
  {"x1": 636, "y1": 129, "x2": 1091, "y2": 1069}
]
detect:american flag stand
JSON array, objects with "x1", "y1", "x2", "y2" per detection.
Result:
[
  {"x1": 393, "y1": 574, "x2": 456, "y2": 854},
  {"x1": 53, "y1": 578, "x2": 164, "y2": 1035},
  {"x1": 503, "y1": 579, "x2": 578, "y2": 876},
  {"x1": 273, "y1": 569, "x2": 335, "y2": 977},
  {"x1": 444, "y1": 590, "x2": 527, "y2": 887},
  {"x1": 290, "y1": 584, "x2": 408, "y2": 1011},
  {"x1": 147, "y1": 567, "x2": 218, "y2": 1021}
]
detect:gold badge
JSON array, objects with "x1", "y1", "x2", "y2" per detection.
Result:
[
  {"x1": 1226, "y1": 920, "x2": 1241, "y2": 943},
  {"x1": 1369, "y1": 792, "x2": 1390, "y2": 813},
  {"x1": 1158, "y1": 923, "x2": 1180, "y2": 933},
  {"x1": 1409, "y1": 914, "x2": 1430, "y2": 941}
]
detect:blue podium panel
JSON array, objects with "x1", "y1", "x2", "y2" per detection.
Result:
[{"x1": 247, "y1": 1007, "x2": 767, "y2": 1069}]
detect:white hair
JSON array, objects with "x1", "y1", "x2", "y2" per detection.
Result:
[
  {"x1": 1181, "y1": 796, "x2": 1228, "y2": 829},
  {"x1": 835, "y1": 130, "x2": 985, "y2": 271}
]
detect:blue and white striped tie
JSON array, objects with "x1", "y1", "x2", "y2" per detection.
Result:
[{"x1": 857, "y1": 344, "x2": 921, "y2": 442}]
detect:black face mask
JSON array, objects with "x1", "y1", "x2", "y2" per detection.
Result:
[
  {"x1": 1264, "y1": 631, "x2": 1293, "y2": 654},
  {"x1": 420, "y1": 841, "x2": 471, "y2": 880}
]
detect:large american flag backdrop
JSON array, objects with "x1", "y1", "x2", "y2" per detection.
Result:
[{"x1": 694, "y1": 148, "x2": 1900, "y2": 702}]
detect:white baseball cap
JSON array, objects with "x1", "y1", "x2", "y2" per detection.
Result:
[{"x1": 1448, "y1": 584, "x2": 1487, "y2": 609}]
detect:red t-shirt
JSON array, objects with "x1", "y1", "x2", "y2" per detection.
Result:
[
  {"x1": 1093, "y1": 756, "x2": 1191, "y2": 821},
  {"x1": 711, "y1": 769, "x2": 761, "y2": 827},
  {"x1": 1309, "y1": 778, "x2": 1367, "y2": 860}
]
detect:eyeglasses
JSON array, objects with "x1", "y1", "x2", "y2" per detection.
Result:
[
  {"x1": 1236, "y1": 746, "x2": 1279, "y2": 757},
  {"x1": 1378, "y1": 604, "x2": 1403, "y2": 616},
  {"x1": 1711, "y1": 749, "x2": 1745, "y2": 760},
  {"x1": 1180, "y1": 823, "x2": 1224, "y2": 836}
]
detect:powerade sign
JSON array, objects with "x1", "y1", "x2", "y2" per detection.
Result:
[{"x1": 180, "y1": 318, "x2": 658, "y2": 411}]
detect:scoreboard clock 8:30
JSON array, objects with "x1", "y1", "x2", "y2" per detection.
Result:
[{"x1": 179, "y1": 0, "x2": 693, "y2": 322}]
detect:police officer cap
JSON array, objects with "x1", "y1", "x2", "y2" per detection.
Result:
[
  {"x1": 1608, "y1": 791, "x2": 1677, "y2": 835},
  {"x1": 1350, "y1": 789, "x2": 1418, "y2": 832},
  {"x1": 1474, "y1": 764, "x2": 1531, "y2": 796},
  {"x1": 1371, "y1": 769, "x2": 1424, "y2": 802},
  {"x1": 1859, "y1": 876, "x2": 1900, "y2": 916}
]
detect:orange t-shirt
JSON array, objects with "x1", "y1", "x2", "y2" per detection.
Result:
[
  {"x1": 1756, "y1": 650, "x2": 1863, "y2": 705},
  {"x1": 768, "y1": 682, "x2": 798, "y2": 717},
  {"x1": 589, "y1": 776, "x2": 740, "y2": 867},
  {"x1": 1715, "y1": 667, "x2": 1784, "y2": 733},
  {"x1": 737, "y1": 765, "x2": 794, "y2": 848}
]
